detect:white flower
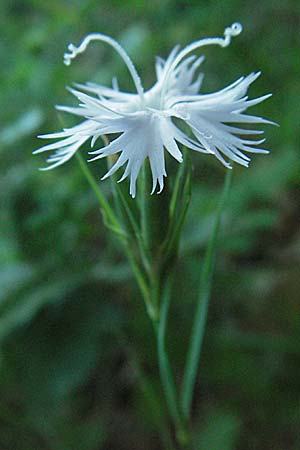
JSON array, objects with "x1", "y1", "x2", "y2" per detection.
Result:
[{"x1": 34, "y1": 23, "x2": 273, "y2": 198}]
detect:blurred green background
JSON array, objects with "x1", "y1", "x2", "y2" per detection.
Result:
[{"x1": 1, "y1": 1, "x2": 300, "y2": 449}]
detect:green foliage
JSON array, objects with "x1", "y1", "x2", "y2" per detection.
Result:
[
  {"x1": 0, "y1": 0, "x2": 300, "y2": 449},
  {"x1": 194, "y1": 408, "x2": 242, "y2": 450}
]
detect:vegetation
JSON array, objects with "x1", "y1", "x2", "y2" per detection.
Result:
[{"x1": 0, "y1": 1, "x2": 299, "y2": 449}]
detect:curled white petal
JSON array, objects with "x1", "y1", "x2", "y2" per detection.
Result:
[
  {"x1": 63, "y1": 33, "x2": 145, "y2": 103},
  {"x1": 160, "y1": 23, "x2": 243, "y2": 107}
]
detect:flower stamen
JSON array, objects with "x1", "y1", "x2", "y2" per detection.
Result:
[
  {"x1": 63, "y1": 33, "x2": 145, "y2": 104},
  {"x1": 160, "y1": 23, "x2": 243, "y2": 108}
]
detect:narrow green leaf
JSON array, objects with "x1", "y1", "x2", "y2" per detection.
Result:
[
  {"x1": 162, "y1": 154, "x2": 192, "y2": 268},
  {"x1": 114, "y1": 181, "x2": 150, "y2": 273},
  {"x1": 139, "y1": 163, "x2": 151, "y2": 253},
  {"x1": 180, "y1": 169, "x2": 233, "y2": 420},
  {"x1": 76, "y1": 150, "x2": 153, "y2": 318},
  {"x1": 106, "y1": 151, "x2": 151, "y2": 274},
  {"x1": 169, "y1": 157, "x2": 186, "y2": 219},
  {"x1": 156, "y1": 279, "x2": 181, "y2": 427},
  {"x1": 155, "y1": 278, "x2": 190, "y2": 448},
  {"x1": 75, "y1": 152, "x2": 123, "y2": 237}
]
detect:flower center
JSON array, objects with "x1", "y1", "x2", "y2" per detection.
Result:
[{"x1": 143, "y1": 84, "x2": 164, "y2": 111}]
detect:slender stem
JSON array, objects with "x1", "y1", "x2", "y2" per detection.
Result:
[
  {"x1": 75, "y1": 152, "x2": 121, "y2": 233},
  {"x1": 76, "y1": 151, "x2": 155, "y2": 318},
  {"x1": 117, "y1": 330, "x2": 174, "y2": 450},
  {"x1": 169, "y1": 155, "x2": 186, "y2": 219},
  {"x1": 117, "y1": 185, "x2": 151, "y2": 274},
  {"x1": 76, "y1": 147, "x2": 189, "y2": 447},
  {"x1": 125, "y1": 247, "x2": 156, "y2": 319},
  {"x1": 164, "y1": 168, "x2": 192, "y2": 260},
  {"x1": 140, "y1": 163, "x2": 150, "y2": 254},
  {"x1": 106, "y1": 150, "x2": 151, "y2": 275},
  {"x1": 180, "y1": 169, "x2": 233, "y2": 421},
  {"x1": 152, "y1": 276, "x2": 190, "y2": 449}
]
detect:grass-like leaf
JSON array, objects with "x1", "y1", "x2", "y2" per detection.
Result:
[{"x1": 180, "y1": 169, "x2": 233, "y2": 420}]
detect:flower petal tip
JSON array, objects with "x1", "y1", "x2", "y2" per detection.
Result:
[
  {"x1": 39, "y1": 166, "x2": 52, "y2": 171},
  {"x1": 231, "y1": 22, "x2": 243, "y2": 36}
]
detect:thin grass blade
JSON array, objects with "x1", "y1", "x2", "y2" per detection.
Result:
[{"x1": 180, "y1": 169, "x2": 233, "y2": 420}]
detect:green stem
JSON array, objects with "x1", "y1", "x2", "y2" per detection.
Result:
[
  {"x1": 117, "y1": 330, "x2": 175, "y2": 450},
  {"x1": 139, "y1": 163, "x2": 151, "y2": 253},
  {"x1": 75, "y1": 152, "x2": 121, "y2": 234},
  {"x1": 116, "y1": 184, "x2": 151, "y2": 274},
  {"x1": 125, "y1": 245, "x2": 156, "y2": 319},
  {"x1": 152, "y1": 277, "x2": 190, "y2": 449},
  {"x1": 76, "y1": 148, "x2": 191, "y2": 447},
  {"x1": 76, "y1": 151, "x2": 155, "y2": 319},
  {"x1": 180, "y1": 169, "x2": 233, "y2": 421},
  {"x1": 106, "y1": 151, "x2": 151, "y2": 276}
]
